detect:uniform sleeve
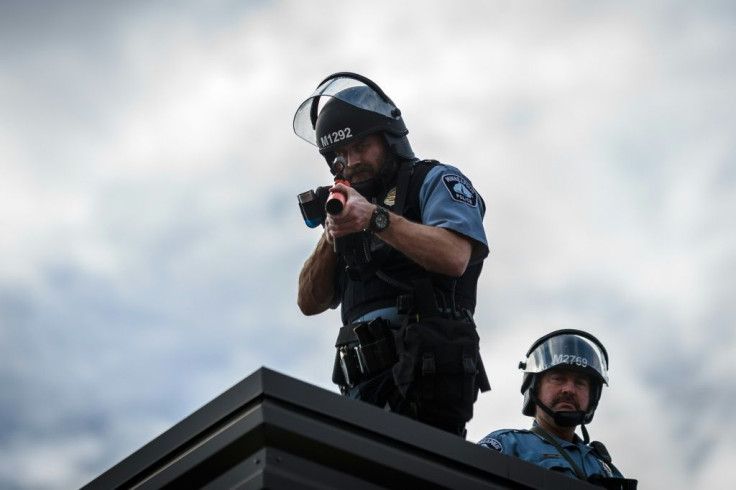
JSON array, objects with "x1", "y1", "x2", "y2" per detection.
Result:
[
  {"x1": 477, "y1": 430, "x2": 518, "y2": 456},
  {"x1": 419, "y1": 164, "x2": 489, "y2": 262}
]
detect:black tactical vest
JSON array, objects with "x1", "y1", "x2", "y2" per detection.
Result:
[{"x1": 335, "y1": 160, "x2": 484, "y2": 325}]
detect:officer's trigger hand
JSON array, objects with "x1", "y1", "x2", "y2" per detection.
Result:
[{"x1": 330, "y1": 182, "x2": 352, "y2": 195}]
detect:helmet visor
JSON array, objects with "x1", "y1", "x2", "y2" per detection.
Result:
[
  {"x1": 293, "y1": 75, "x2": 398, "y2": 146},
  {"x1": 523, "y1": 333, "x2": 609, "y2": 384}
]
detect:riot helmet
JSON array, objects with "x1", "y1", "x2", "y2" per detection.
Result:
[
  {"x1": 293, "y1": 72, "x2": 415, "y2": 167},
  {"x1": 519, "y1": 329, "x2": 609, "y2": 427}
]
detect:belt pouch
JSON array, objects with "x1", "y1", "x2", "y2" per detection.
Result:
[
  {"x1": 338, "y1": 345, "x2": 362, "y2": 387},
  {"x1": 354, "y1": 319, "x2": 398, "y2": 374}
]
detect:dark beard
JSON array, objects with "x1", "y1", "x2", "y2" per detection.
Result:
[{"x1": 351, "y1": 152, "x2": 399, "y2": 199}]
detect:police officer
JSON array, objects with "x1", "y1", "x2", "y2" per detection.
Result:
[
  {"x1": 294, "y1": 72, "x2": 490, "y2": 437},
  {"x1": 478, "y1": 329, "x2": 637, "y2": 489}
]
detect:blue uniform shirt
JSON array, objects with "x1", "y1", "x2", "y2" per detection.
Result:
[
  {"x1": 478, "y1": 423, "x2": 624, "y2": 480},
  {"x1": 419, "y1": 164, "x2": 489, "y2": 263}
]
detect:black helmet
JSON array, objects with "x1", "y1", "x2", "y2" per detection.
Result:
[
  {"x1": 293, "y1": 72, "x2": 414, "y2": 165},
  {"x1": 519, "y1": 329, "x2": 609, "y2": 426}
]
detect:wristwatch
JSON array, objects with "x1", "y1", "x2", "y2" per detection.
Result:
[{"x1": 369, "y1": 205, "x2": 390, "y2": 233}]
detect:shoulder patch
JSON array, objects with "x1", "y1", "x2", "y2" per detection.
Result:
[
  {"x1": 442, "y1": 174, "x2": 478, "y2": 206},
  {"x1": 478, "y1": 437, "x2": 503, "y2": 452}
]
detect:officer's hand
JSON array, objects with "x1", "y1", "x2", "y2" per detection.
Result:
[{"x1": 326, "y1": 184, "x2": 374, "y2": 238}]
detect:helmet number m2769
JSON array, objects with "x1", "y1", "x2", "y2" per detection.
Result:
[
  {"x1": 552, "y1": 354, "x2": 588, "y2": 368},
  {"x1": 321, "y1": 128, "x2": 352, "y2": 148}
]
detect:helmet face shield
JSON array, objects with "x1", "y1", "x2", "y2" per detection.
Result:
[
  {"x1": 293, "y1": 74, "x2": 408, "y2": 153},
  {"x1": 523, "y1": 332, "x2": 609, "y2": 385},
  {"x1": 312, "y1": 76, "x2": 398, "y2": 117}
]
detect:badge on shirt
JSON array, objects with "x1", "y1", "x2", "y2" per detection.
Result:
[
  {"x1": 541, "y1": 453, "x2": 561, "y2": 459},
  {"x1": 442, "y1": 174, "x2": 478, "y2": 207},
  {"x1": 383, "y1": 187, "x2": 396, "y2": 207}
]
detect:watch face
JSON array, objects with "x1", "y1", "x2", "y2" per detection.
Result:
[
  {"x1": 372, "y1": 207, "x2": 389, "y2": 232},
  {"x1": 375, "y1": 213, "x2": 388, "y2": 229}
]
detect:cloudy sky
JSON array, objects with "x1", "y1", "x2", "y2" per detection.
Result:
[{"x1": 1, "y1": 0, "x2": 734, "y2": 488}]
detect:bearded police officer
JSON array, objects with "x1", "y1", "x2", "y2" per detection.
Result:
[
  {"x1": 294, "y1": 72, "x2": 490, "y2": 437},
  {"x1": 478, "y1": 329, "x2": 637, "y2": 489}
]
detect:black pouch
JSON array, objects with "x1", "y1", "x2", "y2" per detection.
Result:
[
  {"x1": 391, "y1": 315, "x2": 489, "y2": 423},
  {"x1": 354, "y1": 318, "x2": 398, "y2": 374},
  {"x1": 338, "y1": 345, "x2": 362, "y2": 388},
  {"x1": 332, "y1": 323, "x2": 360, "y2": 389},
  {"x1": 332, "y1": 318, "x2": 399, "y2": 390}
]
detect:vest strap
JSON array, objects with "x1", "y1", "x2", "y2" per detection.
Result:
[{"x1": 530, "y1": 426, "x2": 588, "y2": 480}]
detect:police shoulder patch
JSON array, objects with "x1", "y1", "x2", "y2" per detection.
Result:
[
  {"x1": 479, "y1": 437, "x2": 503, "y2": 452},
  {"x1": 442, "y1": 174, "x2": 478, "y2": 206}
]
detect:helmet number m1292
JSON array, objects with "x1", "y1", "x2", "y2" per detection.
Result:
[{"x1": 320, "y1": 127, "x2": 352, "y2": 148}]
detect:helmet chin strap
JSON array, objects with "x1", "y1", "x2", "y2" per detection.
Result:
[{"x1": 531, "y1": 392, "x2": 591, "y2": 443}]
